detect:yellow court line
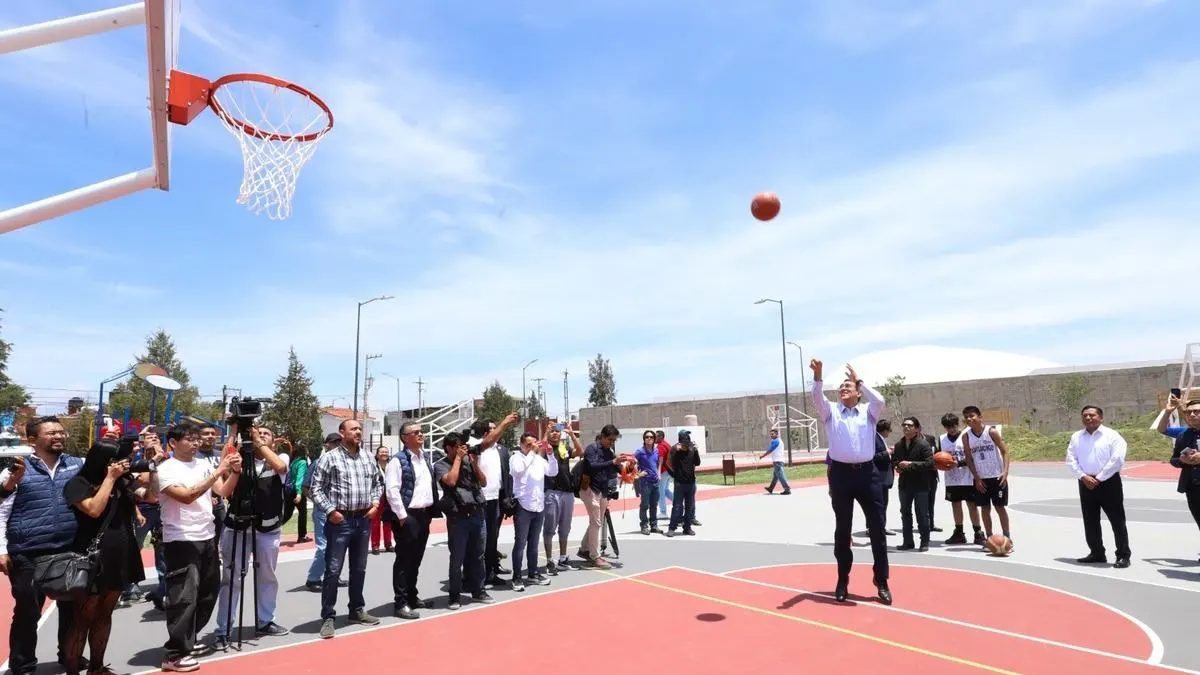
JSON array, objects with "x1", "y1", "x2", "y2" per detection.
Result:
[{"x1": 601, "y1": 570, "x2": 1022, "y2": 675}]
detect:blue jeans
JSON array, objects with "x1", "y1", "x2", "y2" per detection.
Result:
[
  {"x1": 129, "y1": 504, "x2": 167, "y2": 599},
  {"x1": 511, "y1": 506, "x2": 544, "y2": 581},
  {"x1": 639, "y1": 479, "x2": 660, "y2": 529},
  {"x1": 447, "y1": 510, "x2": 486, "y2": 598},
  {"x1": 669, "y1": 482, "x2": 696, "y2": 531},
  {"x1": 321, "y1": 514, "x2": 370, "y2": 619},
  {"x1": 658, "y1": 471, "x2": 673, "y2": 515},
  {"x1": 307, "y1": 507, "x2": 327, "y2": 583},
  {"x1": 768, "y1": 462, "x2": 791, "y2": 492}
]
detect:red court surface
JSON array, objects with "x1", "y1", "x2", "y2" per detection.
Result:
[
  {"x1": 152, "y1": 567, "x2": 1174, "y2": 675},
  {"x1": 727, "y1": 563, "x2": 1153, "y2": 659}
]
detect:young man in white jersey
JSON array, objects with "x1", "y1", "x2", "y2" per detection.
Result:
[
  {"x1": 960, "y1": 406, "x2": 1013, "y2": 547},
  {"x1": 938, "y1": 413, "x2": 984, "y2": 545}
]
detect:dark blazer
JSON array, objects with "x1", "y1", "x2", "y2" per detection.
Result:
[
  {"x1": 893, "y1": 435, "x2": 935, "y2": 491},
  {"x1": 924, "y1": 433, "x2": 940, "y2": 483},
  {"x1": 874, "y1": 433, "x2": 894, "y2": 489},
  {"x1": 1170, "y1": 428, "x2": 1200, "y2": 493}
]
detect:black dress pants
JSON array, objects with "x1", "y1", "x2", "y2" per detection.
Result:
[
  {"x1": 484, "y1": 499, "x2": 502, "y2": 577},
  {"x1": 829, "y1": 461, "x2": 889, "y2": 586},
  {"x1": 8, "y1": 550, "x2": 76, "y2": 675},
  {"x1": 390, "y1": 508, "x2": 433, "y2": 606},
  {"x1": 1080, "y1": 474, "x2": 1131, "y2": 559}
]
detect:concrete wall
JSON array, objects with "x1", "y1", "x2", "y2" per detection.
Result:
[{"x1": 578, "y1": 362, "x2": 1180, "y2": 454}]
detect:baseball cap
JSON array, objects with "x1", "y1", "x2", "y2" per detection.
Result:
[{"x1": 324, "y1": 433, "x2": 341, "y2": 444}]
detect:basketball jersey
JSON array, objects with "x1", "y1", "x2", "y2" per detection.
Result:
[
  {"x1": 966, "y1": 426, "x2": 1003, "y2": 479},
  {"x1": 939, "y1": 432, "x2": 972, "y2": 486}
]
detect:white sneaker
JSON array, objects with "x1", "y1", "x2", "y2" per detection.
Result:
[{"x1": 162, "y1": 656, "x2": 200, "y2": 672}]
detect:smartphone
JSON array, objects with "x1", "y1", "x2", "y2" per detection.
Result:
[
  {"x1": 555, "y1": 423, "x2": 565, "y2": 432},
  {"x1": 1171, "y1": 387, "x2": 1183, "y2": 399}
]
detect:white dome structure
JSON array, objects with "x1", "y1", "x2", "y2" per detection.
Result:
[{"x1": 832, "y1": 345, "x2": 1061, "y2": 386}]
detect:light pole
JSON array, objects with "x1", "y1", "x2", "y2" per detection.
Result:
[
  {"x1": 787, "y1": 341, "x2": 811, "y2": 450},
  {"x1": 382, "y1": 373, "x2": 402, "y2": 434},
  {"x1": 755, "y1": 298, "x2": 792, "y2": 464},
  {"x1": 353, "y1": 294, "x2": 393, "y2": 416},
  {"x1": 521, "y1": 358, "x2": 538, "y2": 417}
]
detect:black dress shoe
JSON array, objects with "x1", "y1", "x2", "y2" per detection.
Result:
[
  {"x1": 1114, "y1": 558, "x2": 1130, "y2": 569},
  {"x1": 876, "y1": 585, "x2": 893, "y2": 605},
  {"x1": 1076, "y1": 553, "x2": 1107, "y2": 564},
  {"x1": 834, "y1": 582, "x2": 849, "y2": 602},
  {"x1": 394, "y1": 605, "x2": 419, "y2": 620}
]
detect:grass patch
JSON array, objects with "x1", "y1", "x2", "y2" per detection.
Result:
[
  {"x1": 1000, "y1": 413, "x2": 1174, "y2": 462},
  {"x1": 698, "y1": 463, "x2": 827, "y2": 486}
]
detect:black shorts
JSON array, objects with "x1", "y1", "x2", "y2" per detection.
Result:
[
  {"x1": 972, "y1": 477, "x2": 1008, "y2": 508},
  {"x1": 945, "y1": 485, "x2": 975, "y2": 502}
]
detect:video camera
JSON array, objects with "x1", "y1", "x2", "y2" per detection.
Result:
[
  {"x1": 0, "y1": 410, "x2": 32, "y2": 467},
  {"x1": 116, "y1": 435, "x2": 155, "y2": 474},
  {"x1": 228, "y1": 396, "x2": 272, "y2": 430},
  {"x1": 224, "y1": 396, "x2": 273, "y2": 528}
]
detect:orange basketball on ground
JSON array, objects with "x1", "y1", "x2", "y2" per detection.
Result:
[
  {"x1": 933, "y1": 451, "x2": 956, "y2": 470},
  {"x1": 751, "y1": 192, "x2": 781, "y2": 221},
  {"x1": 985, "y1": 534, "x2": 1012, "y2": 556}
]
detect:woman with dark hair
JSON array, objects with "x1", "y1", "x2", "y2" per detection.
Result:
[{"x1": 60, "y1": 440, "x2": 147, "y2": 675}]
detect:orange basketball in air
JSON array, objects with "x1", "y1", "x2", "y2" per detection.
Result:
[{"x1": 751, "y1": 192, "x2": 781, "y2": 221}]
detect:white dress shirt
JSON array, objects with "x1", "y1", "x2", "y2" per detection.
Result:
[
  {"x1": 509, "y1": 450, "x2": 548, "y2": 513},
  {"x1": 383, "y1": 447, "x2": 434, "y2": 521},
  {"x1": 478, "y1": 446, "x2": 502, "y2": 501},
  {"x1": 810, "y1": 378, "x2": 885, "y2": 464},
  {"x1": 1066, "y1": 424, "x2": 1127, "y2": 482}
]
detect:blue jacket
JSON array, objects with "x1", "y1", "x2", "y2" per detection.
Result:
[
  {"x1": 381, "y1": 450, "x2": 442, "y2": 522},
  {"x1": 7, "y1": 455, "x2": 83, "y2": 555}
]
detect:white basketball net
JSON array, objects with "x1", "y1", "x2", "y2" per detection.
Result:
[{"x1": 210, "y1": 79, "x2": 332, "y2": 220}]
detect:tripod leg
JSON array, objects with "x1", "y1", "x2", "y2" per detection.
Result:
[
  {"x1": 235, "y1": 529, "x2": 251, "y2": 648},
  {"x1": 221, "y1": 528, "x2": 238, "y2": 646},
  {"x1": 251, "y1": 528, "x2": 260, "y2": 635}
]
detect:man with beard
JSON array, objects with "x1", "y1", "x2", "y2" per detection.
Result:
[{"x1": 0, "y1": 416, "x2": 86, "y2": 675}]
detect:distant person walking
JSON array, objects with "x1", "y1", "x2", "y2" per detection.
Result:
[{"x1": 761, "y1": 429, "x2": 791, "y2": 495}]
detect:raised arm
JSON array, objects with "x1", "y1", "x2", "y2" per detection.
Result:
[{"x1": 809, "y1": 359, "x2": 831, "y2": 423}]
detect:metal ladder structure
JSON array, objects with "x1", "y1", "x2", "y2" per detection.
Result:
[
  {"x1": 766, "y1": 402, "x2": 820, "y2": 452},
  {"x1": 416, "y1": 399, "x2": 475, "y2": 450}
]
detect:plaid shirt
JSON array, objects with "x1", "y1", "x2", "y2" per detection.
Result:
[{"x1": 309, "y1": 443, "x2": 383, "y2": 513}]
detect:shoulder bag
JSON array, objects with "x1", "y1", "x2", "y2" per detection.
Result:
[{"x1": 33, "y1": 494, "x2": 119, "y2": 601}]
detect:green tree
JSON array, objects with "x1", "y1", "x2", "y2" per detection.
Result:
[
  {"x1": 1052, "y1": 375, "x2": 1091, "y2": 417},
  {"x1": 0, "y1": 309, "x2": 31, "y2": 411},
  {"x1": 261, "y1": 347, "x2": 324, "y2": 456},
  {"x1": 525, "y1": 393, "x2": 546, "y2": 419},
  {"x1": 64, "y1": 407, "x2": 96, "y2": 455},
  {"x1": 477, "y1": 380, "x2": 519, "y2": 448},
  {"x1": 878, "y1": 374, "x2": 907, "y2": 419},
  {"x1": 107, "y1": 330, "x2": 202, "y2": 426},
  {"x1": 587, "y1": 353, "x2": 617, "y2": 407}
]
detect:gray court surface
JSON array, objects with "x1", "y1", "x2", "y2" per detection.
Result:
[{"x1": 19, "y1": 465, "x2": 1200, "y2": 674}]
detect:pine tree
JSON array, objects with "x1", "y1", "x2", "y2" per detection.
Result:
[
  {"x1": 587, "y1": 353, "x2": 617, "y2": 407},
  {"x1": 525, "y1": 393, "x2": 546, "y2": 419},
  {"x1": 261, "y1": 348, "x2": 324, "y2": 455},
  {"x1": 477, "y1": 380, "x2": 519, "y2": 448},
  {"x1": 0, "y1": 309, "x2": 30, "y2": 411},
  {"x1": 107, "y1": 330, "x2": 202, "y2": 426}
]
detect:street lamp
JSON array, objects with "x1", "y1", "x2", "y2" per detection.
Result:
[
  {"x1": 787, "y1": 341, "x2": 811, "y2": 450},
  {"x1": 522, "y1": 359, "x2": 538, "y2": 417},
  {"x1": 755, "y1": 298, "x2": 792, "y2": 464},
  {"x1": 353, "y1": 295, "x2": 394, "y2": 416},
  {"x1": 382, "y1": 373, "x2": 402, "y2": 434}
]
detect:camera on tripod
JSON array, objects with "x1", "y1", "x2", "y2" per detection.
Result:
[{"x1": 225, "y1": 396, "x2": 273, "y2": 525}]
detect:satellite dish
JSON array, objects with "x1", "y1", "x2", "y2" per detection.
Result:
[{"x1": 133, "y1": 362, "x2": 182, "y2": 391}]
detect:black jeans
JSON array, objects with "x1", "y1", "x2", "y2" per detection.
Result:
[
  {"x1": 899, "y1": 487, "x2": 931, "y2": 545},
  {"x1": 447, "y1": 510, "x2": 486, "y2": 599},
  {"x1": 484, "y1": 499, "x2": 502, "y2": 577},
  {"x1": 669, "y1": 482, "x2": 697, "y2": 531},
  {"x1": 829, "y1": 461, "x2": 889, "y2": 586},
  {"x1": 389, "y1": 508, "x2": 433, "y2": 606},
  {"x1": 1081, "y1": 474, "x2": 1131, "y2": 559},
  {"x1": 162, "y1": 538, "x2": 221, "y2": 661},
  {"x1": 7, "y1": 550, "x2": 76, "y2": 674},
  {"x1": 880, "y1": 486, "x2": 891, "y2": 529}
]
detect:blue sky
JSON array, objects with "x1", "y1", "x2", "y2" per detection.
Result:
[{"x1": 2, "y1": 0, "x2": 1199, "y2": 416}]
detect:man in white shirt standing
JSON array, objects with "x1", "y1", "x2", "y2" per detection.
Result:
[
  {"x1": 809, "y1": 359, "x2": 891, "y2": 605},
  {"x1": 509, "y1": 432, "x2": 551, "y2": 591},
  {"x1": 156, "y1": 423, "x2": 241, "y2": 673},
  {"x1": 1066, "y1": 405, "x2": 1131, "y2": 569},
  {"x1": 382, "y1": 422, "x2": 441, "y2": 620},
  {"x1": 474, "y1": 418, "x2": 512, "y2": 586}
]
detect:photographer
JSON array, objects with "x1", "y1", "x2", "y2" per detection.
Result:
[
  {"x1": 580, "y1": 424, "x2": 621, "y2": 569},
  {"x1": 212, "y1": 426, "x2": 291, "y2": 651},
  {"x1": 436, "y1": 412, "x2": 518, "y2": 610},
  {"x1": 156, "y1": 422, "x2": 241, "y2": 672},
  {"x1": 0, "y1": 416, "x2": 84, "y2": 675},
  {"x1": 666, "y1": 430, "x2": 700, "y2": 538}
]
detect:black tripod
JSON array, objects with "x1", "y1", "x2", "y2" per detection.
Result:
[{"x1": 222, "y1": 422, "x2": 261, "y2": 650}]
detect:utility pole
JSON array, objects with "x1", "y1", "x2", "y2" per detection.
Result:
[
  {"x1": 414, "y1": 377, "x2": 425, "y2": 413},
  {"x1": 363, "y1": 353, "x2": 382, "y2": 419},
  {"x1": 562, "y1": 369, "x2": 569, "y2": 423},
  {"x1": 532, "y1": 377, "x2": 546, "y2": 416}
]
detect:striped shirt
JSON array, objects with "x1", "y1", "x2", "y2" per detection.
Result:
[{"x1": 309, "y1": 443, "x2": 384, "y2": 513}]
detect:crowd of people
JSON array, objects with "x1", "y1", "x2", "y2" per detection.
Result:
[{"x1": 0, "y1": 410, "x2": 707, "y2": 674}]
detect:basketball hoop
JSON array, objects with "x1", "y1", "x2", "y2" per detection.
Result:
[{"x1": 167, "y1": 70, "x2": 334, "y2": 220}]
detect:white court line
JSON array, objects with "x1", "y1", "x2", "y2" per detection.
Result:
[
  {"x1": 722, "y1": 561, "x2": 1170, "y2": 668},
  {"x1": 0, "y1": 599, "x2": 58, "y2": 673},
  {"x1": 127, "y1": 565, "x2": 679, "y2": 675}
]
